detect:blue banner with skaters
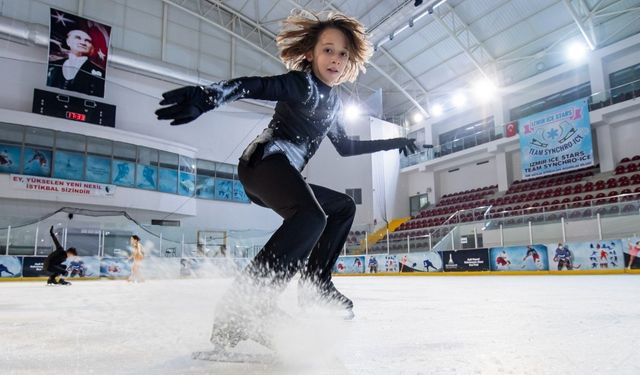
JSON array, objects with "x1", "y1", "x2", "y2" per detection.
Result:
[{"x1": 518, "y1": 98, "x2": 593, "y2": 179}]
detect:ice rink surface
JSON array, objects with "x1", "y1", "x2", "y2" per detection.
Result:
[{"x1": 1, "y1": 275, "x2": 639, "y2": 375}]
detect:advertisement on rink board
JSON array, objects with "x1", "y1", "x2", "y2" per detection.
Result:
[
  {"x1": 100, "y1": 257, "x2": 131, "y2": 277},
  {"x1": 64, "y1": 256, "x2": 101, "y2": 278},
  {"x1": 441, "y1": 249, "x2": 490, "y2": 272},
  {"x1": 624, "y1": 237, "x2": 640, "y2": 270},
  {"x1": 546, "y1": 240, "x2": 624, "y2": 271},
  {"x1": 334, "y1": 256, "x2": 365, "y2": 274},
  {"x1": 489, "y1": 245, "x2": 549, "y2": 271},
  {"x1": 398, "y1": 252, "x2": 443, "y2": 272},
  {"x1": 0, "y1": 256, "x2": 23, "y2": 278},
  {"x1": 22, "y1": 257, "x2": 49, "y2": 277}
]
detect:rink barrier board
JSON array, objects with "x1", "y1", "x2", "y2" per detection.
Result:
[
  {"x1": 2, "y1": 237, "x2": 639, "y2": 281},
  {"x1": 334, "y1": 269, "x2": 639, "y2": 277},
  {"x1": 334, "y1": 237, "x2": 639, "y2": 275},
  {"x1": 1, "y1": 269, "x2": 639, "y2": 282}
]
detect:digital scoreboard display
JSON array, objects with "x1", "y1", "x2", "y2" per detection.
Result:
[
  {"x1": 32, "y1": 89, "x2": 116, "y2": 127},
  {"x1": 65, "y1": 111, "x2": 87, "y2": 122}
]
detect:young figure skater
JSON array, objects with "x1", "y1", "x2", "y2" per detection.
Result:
[
  {"x1": 628, "y1": 240, "x2": 640, "y2": 269},
  {"x1": 156, "y1": 11, "x2": 416, "y2": 349},
  {"x1": 128, "y1": 235, "x2": 144, "y2": 283},
  {"x1": 45, "y1": 226, "x2": 77, "y2": 285}
]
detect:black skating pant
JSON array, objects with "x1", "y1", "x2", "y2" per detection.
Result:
[
  {"x1": 238, "y1": 152, "x2": 356, "y2": 289},
  {"x1": 47, "y1": 264, "x2": 67, "y2": 283}
]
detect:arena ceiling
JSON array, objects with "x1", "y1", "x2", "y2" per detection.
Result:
[
  {"x1": 4, "y1": 1, "x2": 639, "y2": 122},
  {"x1": 162, "y1": 0, "x2": 640, "y2": 123}
]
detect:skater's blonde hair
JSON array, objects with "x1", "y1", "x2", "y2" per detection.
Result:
[{"x1": 276, "y1": 10, "x2": 373, "y2": 84}]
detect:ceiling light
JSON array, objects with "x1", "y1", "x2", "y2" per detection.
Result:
[
  {"x1": 345, "y1": 104, "x2": 361, "y2": 121},
  {"x1": 412, "y1": 112, "x2": 424, "y2": 123},
  {"x1": 566, "y1": 41, "x2": 588, "y2": 63},
  {"x1": 431, "y1": 104, "x2": 443, "y2": 117},
  {"x1": 452, "y1": 93, "x2": 466, "y2": 108},
  {"x1": 472, "y1": 78, "x2": 496, "y2": 102}
]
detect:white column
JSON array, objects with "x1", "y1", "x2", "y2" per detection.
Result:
[
  {"x1": 492, "y1": 95, "x2": 510, "y2": 130},
  {"x1": 424, "y1": 171, "x2": 437, "y2": 205},
  {"x1": 596, "y1": 123, "x2": 615, "y2": 172},
  {"x1": 495, "y1": 151, "x2": 509, "y2": 192},
  {"x1": 588, "y1": 54, "x2": 608, "y2": 102}
]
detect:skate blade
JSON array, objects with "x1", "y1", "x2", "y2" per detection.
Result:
[
  {"x1": 344, "y1": 308, "x2": 355, "y2": 320},
  {"x1": 192, "y1": 349, "x2": 274, "y2": 364}
]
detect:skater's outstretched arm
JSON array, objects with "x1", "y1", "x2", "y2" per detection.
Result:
[
  {"x1": 155, "y1": 72, "x2": 309, "y2": 126},
  {"x1": 49, "y1": 226, "x2": 63, "y2": 252},
  {"x1": 327, "y1": 114, "x2": 417, "y2": 156}
]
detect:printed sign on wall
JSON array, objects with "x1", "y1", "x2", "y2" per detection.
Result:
[
  {"x1": 47, "y1": 8, "x2": 111, "y2": 97},
  {"x1": 11, "y1": 174, "x2": 115, "y2": 196},
  {"x1": 518, "y1": 98, "x2": 593, "y2": 179}
]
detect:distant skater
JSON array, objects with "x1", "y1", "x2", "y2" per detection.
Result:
[
  {"x1": 628, "y1": 240, "x2": 640, "y2": 269},
  {"x1": 45, "y1": 226, "x2": 77, "y2": 285},
  {"x1": 128, "y1": 235, "x2": 145, "y2": 283}
]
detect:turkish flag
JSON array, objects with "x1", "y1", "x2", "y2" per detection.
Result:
[{"x1": 505, "y1": 121, "x2": 518, "y2": 137}]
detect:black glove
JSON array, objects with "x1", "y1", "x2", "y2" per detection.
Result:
[
  {"x1": 155, "y1": 85, "x2": 220, "y2": 126},
  {"x1": 390, "y1": 138, "x2": 418, "y2": 156}
]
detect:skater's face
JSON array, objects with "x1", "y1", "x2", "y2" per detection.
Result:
[{"x1": 305, "y1": 28, "x2": 349, "y2": 87}]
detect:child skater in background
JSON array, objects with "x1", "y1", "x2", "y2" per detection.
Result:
[
  {"x1": 156, "y1": 10, "x2": 416, "y2": 350},
  {"x1": 45, "y1": 226, "x2": 77, "y2": 285},
  {"x1": 628, "y1": 240, "x2": 640, "y2": 269},
  {"x1": 128, "y1": 235, "x2": 144, "y2": 283}
]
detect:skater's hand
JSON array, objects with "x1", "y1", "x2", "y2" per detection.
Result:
[
  {"x1": 155, "y1": 85, "x2": 221, "y2": 125},
  {"x1": 390, "y1": 138, "x2": 418, "y2": 156}
]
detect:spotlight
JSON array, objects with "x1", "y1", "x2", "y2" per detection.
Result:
[
  {"x1": 345, "y1": 104, "x2": 361, "y2": 121},
  {"x1": 431, "y1": 104, "x2": 443, "y2": 117},
  {"x1": 472, "y1": 78, "x2": 496, "y2": 102},
  {"x1": 452, "y1": 93, "x2": 466, "y2": 108},
  {"x1": 566, "y1": 41, "x2": 588, "y2": 63},
  {"x1": 412, "y1": 112, "x2": 424, "y2": 123}
]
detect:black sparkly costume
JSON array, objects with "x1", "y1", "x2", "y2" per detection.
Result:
[
  {"x1": 211, "y1": 71, "x2": 406, "y2": 286},
  {"x1": 44, "y1": 227, "x2": 68, "y2": 284},
  {"x1": 156, "y1": 70, "x2": 414, "y2": 325}
]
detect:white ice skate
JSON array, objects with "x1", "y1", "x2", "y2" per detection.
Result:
[
  {"x1": 193, "y1": 283, "x2": 290, "y2": 363},
  {"x1": 298, "y1": 279, "x2": 355, "y2": 320}
]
